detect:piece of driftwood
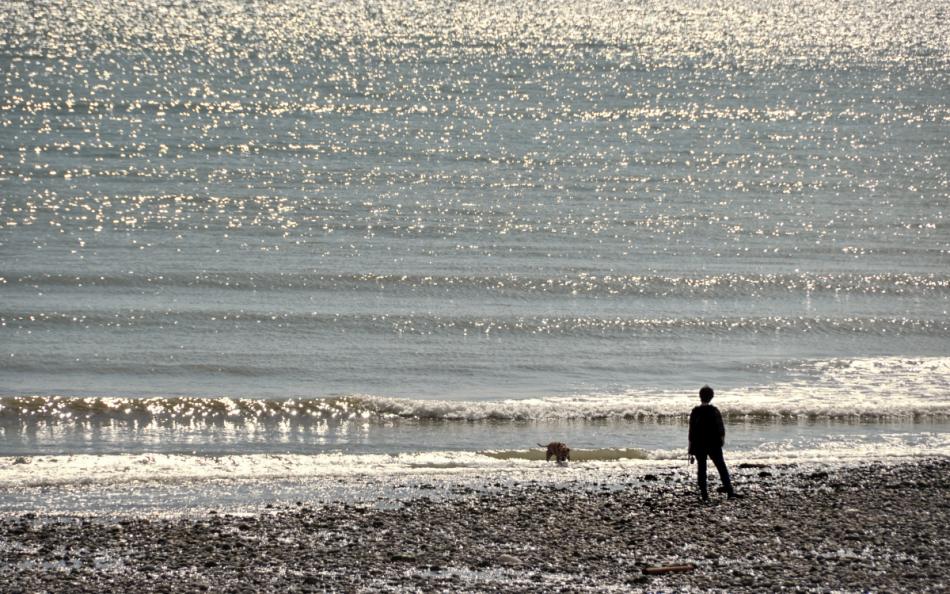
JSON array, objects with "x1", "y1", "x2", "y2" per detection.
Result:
[{"x1": 642, "y1": 563, "x2": 696, "y2": 575}]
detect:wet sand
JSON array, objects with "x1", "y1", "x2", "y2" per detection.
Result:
[{"x1": 2, "y1": 458, "x2": 948, "y2": 592}]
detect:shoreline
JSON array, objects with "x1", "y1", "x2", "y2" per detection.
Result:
[{"x1": 2, "y1": 457, "x2": 948, "y2": 592}]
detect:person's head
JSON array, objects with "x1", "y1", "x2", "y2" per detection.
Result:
[{"x1": 699, "y1": 385, "x2": 714, "y2": 403}]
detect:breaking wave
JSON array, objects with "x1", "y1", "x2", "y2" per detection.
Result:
[
  {"x1": 3, "y1": 356, "x2": 950, "y2": 426},
  {"x1": 3, "y1": 434, "x2": 948, "y2": 490}
]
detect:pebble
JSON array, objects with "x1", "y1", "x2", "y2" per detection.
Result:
[{"x1": 1, "y1": 458, "x2": 947, "y2": 593}]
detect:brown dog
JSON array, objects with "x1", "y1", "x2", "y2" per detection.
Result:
[{"x1": 539, "y1": 442, "x2": 570, "y2": 463}]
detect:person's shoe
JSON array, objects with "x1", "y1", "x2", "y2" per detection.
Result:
[{"x1": 727, "y1": 492, "x2": 744, "y2": 500}]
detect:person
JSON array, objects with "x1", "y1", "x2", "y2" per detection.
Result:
[{"x1": 688, "y1": 385, "x2": 740, "y2": 502}]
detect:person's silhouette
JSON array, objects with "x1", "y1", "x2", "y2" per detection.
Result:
[{"x1": 688, "y1": 385, "x2": 740, "y2": 502}]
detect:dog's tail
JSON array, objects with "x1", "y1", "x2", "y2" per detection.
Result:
[{"x1": 537, "y1": 443, "x2": 547, "y2": 448}]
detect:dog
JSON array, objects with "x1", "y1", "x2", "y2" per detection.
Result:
[{"x1": 539, "y1": 442, "x2": 570, "y2": 464}]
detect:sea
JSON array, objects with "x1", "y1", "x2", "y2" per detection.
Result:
[{"x1": 1, "y1": 0, "x2": 948, "y2": 514}]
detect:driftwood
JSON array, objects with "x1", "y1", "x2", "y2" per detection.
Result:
[{"x1": 642, "y1": 563, "x2": 696, "y2": 575}]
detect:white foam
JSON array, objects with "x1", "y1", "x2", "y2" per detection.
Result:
[
  {"x1": 408, "y1": 355, "x2": 950, "y2": 421},
  {"x1": 3, "y1": 356, "x2": 948, "y2": 424},
  {"x1": 2, "y1": 429, "x2": 946, "y2": 489},
  {"x1": 0, "y1": 451, "x2": 523, "y2": 489}
]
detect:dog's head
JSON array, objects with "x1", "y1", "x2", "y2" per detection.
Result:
[{"x1": 558, "y1": 445, "x2": 570, "y2": 461}]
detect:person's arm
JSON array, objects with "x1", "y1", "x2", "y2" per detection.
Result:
[
  {"x1": 716, "y1": 407, "x2": 725, "y2": 447},
  {"x1": 688, "y1": 408, "x2": 696, "y2": 454}
]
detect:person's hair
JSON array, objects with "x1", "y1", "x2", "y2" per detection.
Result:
[{"x1": 699, "y1": 385, "x2": 714, "y2": 403}]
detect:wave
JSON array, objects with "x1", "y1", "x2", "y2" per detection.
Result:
[
  {"x1": 4, "y1": 356, "x2": 950, "y2": 426},
  {"x1": 0, "y1": 451, "x2": 663, "y2": 489},
  {"x1": 9, "y1": 96, "x2": 950, "y2": 126},
  {"x1": 2, "y1": 310, "x2": 947, "y2": 341},
  {"x1": 3, "y1": 433, "x2": 948, "y2": 489},
  {"x1": 4, "y1": 271, "x2": 949, "y2": 297},
  {"x1": 0, "y1": 394, "x2": 932, "y2": 426}
]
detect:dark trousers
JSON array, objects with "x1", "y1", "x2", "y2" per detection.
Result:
[{"x1": 695, "y1": 447, "x2": 733, "y2": 498}]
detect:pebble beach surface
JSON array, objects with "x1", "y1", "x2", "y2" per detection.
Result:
[{"x1": 2, "y1": 458, "x2": 948, "y2": 593}]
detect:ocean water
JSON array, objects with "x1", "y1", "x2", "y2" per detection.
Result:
[{"x1": 1, "y1": 0, "x2": 949, "y2": 510}]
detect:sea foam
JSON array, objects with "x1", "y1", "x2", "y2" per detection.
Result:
[{"x1": 2, "y1": 356, "x2": 949, "y2": 426}]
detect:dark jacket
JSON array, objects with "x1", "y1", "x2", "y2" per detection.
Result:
[{"x1": 688, "y1": 404, "x2": 725, "y2": 453}]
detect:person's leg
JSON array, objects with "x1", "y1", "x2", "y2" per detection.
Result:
[
  {"x1": 696, "y1": 452, "x2": 709, "y2": 500},
  {"x1": 709, "y1": 448, "x2": 733, "y2": 495}
]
